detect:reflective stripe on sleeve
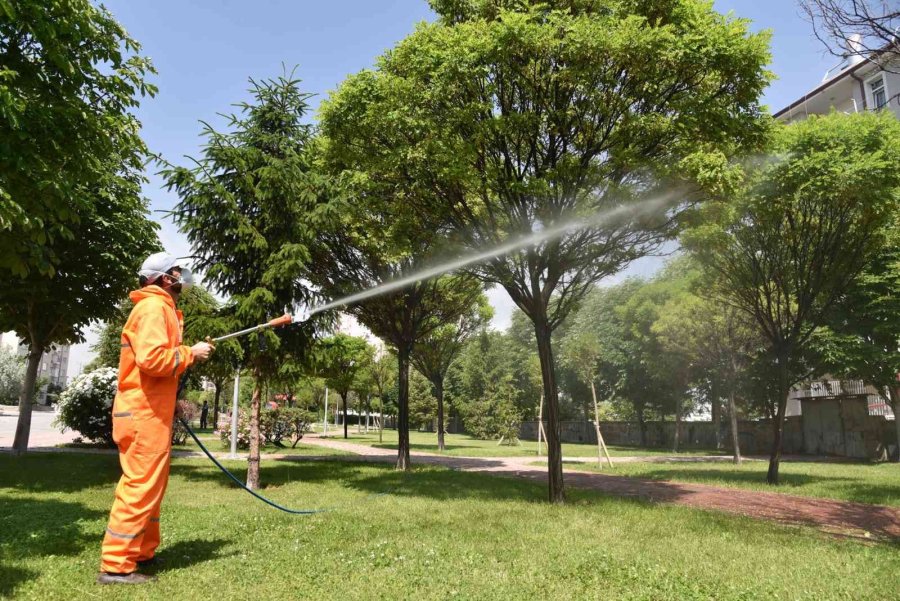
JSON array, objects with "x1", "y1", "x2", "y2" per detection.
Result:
[{"x1": 173, "y1": 349, "x2": 180, "y2": 376}]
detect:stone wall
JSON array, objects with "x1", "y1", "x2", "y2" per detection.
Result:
[
  {"x1": 519, "y1": 417, "x2": 805, "y2": 455},
  {"x1": 520, "y1": 410, "x2": 897, "y2": 459}
]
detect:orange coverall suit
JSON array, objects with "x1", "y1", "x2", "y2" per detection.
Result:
[{"x1": 100, "y1": 286, "x2": 195, "y2": 574}]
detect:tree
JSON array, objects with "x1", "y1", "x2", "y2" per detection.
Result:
[
  {"x1": 614, "y1": 263, "x2": 699, "y2": 451},
  {"x1": 163, "y1": 71, "x2": 330, "y2": 489},
  {"x1": 317, "y1": 334, "x2": 374, "y2": 439},
  {"x1": 368, "y1": 351, "x2": 397, "y2": 442},
  {"x1": 408, "y1": 368, "x2": 438, "y2": 430},
  {"x1": 1, "y1": 157, "x2": 159, "y2": 454},
  {"x1": 412, "y1": 285, "x2": 492, "y2": 450},
  {"x1": 0, "y1": 0, "x2": 159, "y2": 454},
  {"x1": 812, "y1": 216, "x2": 900, "y2": 460},
  {"x1": 318, "y1": 80, "x2": 505, "y2": 469},
  {"x1": 563, "y1": 280, "x2": 654, "y2": 442},
  {"x1": 799, "y1": 0, "x2": 900, "y2": 63},
  {"x1": 685, "y1": 111, "x2": 900, "y2": 483},
  {"x1": 653, "y1": 287, "x2": 764, "y2": 463},
  {"x1": 349, "y1": 0, "x2": 770, "y2": 501},
  {"x1": 0, "y1": 0, "x2": 156, "y2": 277}
]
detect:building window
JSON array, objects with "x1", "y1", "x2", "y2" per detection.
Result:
[{"x1": 868, "y1": 74, "x2": 887, "y2": 110}]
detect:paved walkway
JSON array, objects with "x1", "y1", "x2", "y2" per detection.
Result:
[{"x1": 298, "y1": 435, "x2": 900, "y2": 542}]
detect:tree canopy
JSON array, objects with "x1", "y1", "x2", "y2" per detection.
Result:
[
  {"x1": 163, "y1": 71, "x2": 331, "y2": 488},
  {"x1": 685, "y1": 111, "x2": 900, "y2": 482}
]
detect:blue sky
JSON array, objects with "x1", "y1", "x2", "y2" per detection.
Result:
[{"x1": 68, "y1": 0, "x2": 844, "y2": 374}]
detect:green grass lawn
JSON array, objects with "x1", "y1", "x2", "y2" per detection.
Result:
[
  {"x1": 552, "y1": 459, "x2": 900, "y2": 507},
  {"x1": 335, "y1": 429, "x2": 727, "y2": 458},
  {"x1": 2, "y1": 453, "x2": 897, "y2": 600}
]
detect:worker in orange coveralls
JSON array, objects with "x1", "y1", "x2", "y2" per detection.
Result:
[{"x1": 97, "y1": 252, "x2": 214, "y2": 585}]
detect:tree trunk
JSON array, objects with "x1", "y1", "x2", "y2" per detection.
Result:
[
  {"x1": 213, "y1": 381, "x2": 222, "y2": 432},
  {"x1": 766, "y1": 357, "x2": 790, "y2": 485},
  {"x1": 892, "y1": 385, "x2": 900, "y2": 463},
  {"x1": 637, "y1": 406, "x2": 647, "y2": 447},
  {"x1": 432, "y1": 378, "x2": 446, "y2": 452},
  {"x1": 12, "y1": 348, "x2": 42, "y2": 455},
  {"x1": 396, "y1": 346, "x2": 411, "y2": 470},
  {"x1": 378, "y1": 398, "x2": 384, "y2": 444},
  {"x1": 534, "y1": 318, "x2": 564, "y2": 503},
  {"x1": 727, "y1": 389, "x2": 742, "y2": 465},
  {"x1": 711, "y1": 393, "x2": 723, "y2": 450},
  {"x1": 247, "y1": 369, "x2": 262, "y2": 490},
  {"x1": 342, "y1": 392, "x2": 348, "y2": 439},
  {"x1": 673, "y1": 402, "x2": 681, "y2": 453}
]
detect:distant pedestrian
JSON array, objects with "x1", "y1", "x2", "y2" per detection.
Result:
[{"x1": 200, "y1": 400, "x2": 209, "y2": 429}]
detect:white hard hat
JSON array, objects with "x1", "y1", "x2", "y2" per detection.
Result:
[{"x1": 139, "y1": 252, "x2": 194, "y2": 289}]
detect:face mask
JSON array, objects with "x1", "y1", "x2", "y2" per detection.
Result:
[{"x1": 148, "y1": 267, "x2": 194, "y2": 291}]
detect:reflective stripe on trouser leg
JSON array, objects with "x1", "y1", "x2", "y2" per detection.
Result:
[
  {"x1": 100, "y1": 416, "x2": 173, "y2": 574},
  {"x1": 138, "y1": 454, "x2": 171, "y2": 562}
]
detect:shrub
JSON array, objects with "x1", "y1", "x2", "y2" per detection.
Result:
[
  {"x1": 219, "y1": 410, "x2": 251, "y2": 449},
  {"x1": 278, "y1": 407, "x2": 315, "y2": 448},
  {"x1": 457, "y1": 377, "x2": 522, "y2": 442},
  {"x1": 55, "y1": 367, "x2": 118, "y2": 446},
  {"x1": 172, "y1": 400, "x2": 198, "y2": 445},
  {"x1": 220, "y1": 407, "x2": 315, "y2": 449},
  {"x1": 57, "y1": 367, "x2": 197, "y2": 447}
]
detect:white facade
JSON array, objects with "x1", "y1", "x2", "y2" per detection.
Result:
[
  {"x1": 775, "y1": 49, "x2": 900, "y2": 123},
  {"x1": 0, "y1": 331, "x2": 70, "y2": 404}
]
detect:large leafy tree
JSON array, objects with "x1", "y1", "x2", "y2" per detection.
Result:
[
  {"x1": 562, "y1": 280, "x2": 654, "y2": 442},
  {"x1": 412, "y1": 284, "x2": 492, "y2": 450},
  {"x1": 318, "y1": 84, "x2": 504, "y2": 469},
  {"x1": 317, "y1": 333, "x2": 374, "y2": 439},
  {"x1": 163, "y1": 72, "x2": 331, "y2": 489},
  {"x1": 368, "y1": 351, "x2": 397, "y2": 442},
  {"x1": 1, "y1": 162, "x2": 160, "y2": 453},
  {"x1": 653, "y1": 285, "x2": 764, "y2": 462},
  {"x1": 686, "y1": 111, "x2": 900, "y2": 483},
  {"x1": 812, "y1": 217, "x2": 900, "y2": 460},
  {"x1": 0, "y1": 0, "x2": 156, "y2": 276},
  {"x1": 340, "y1": 0, "x2": 770, "y2": 501},
  {"x1": 0, "y1": 0, "x2": 159, "y2": 454}
]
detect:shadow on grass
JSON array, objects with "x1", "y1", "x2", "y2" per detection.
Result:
[
  {"x1": 170, "y1": 459, "x2": 547, "y2": 505},
  {"x1": 0, "y1": 496, "x2": 106, "y2": 559},
  {"x1": 143, "y1": 538, "x2": 235, "y2": 574},
  {"x1": 0, "y1": 494, "x2": 108, "y2": 597},
  {"x1": 0, "y1": 453, "x2": 120, "y2": 493},
  {"x1": 0, "y1": 565, "x2": 38, "y2": 599}
]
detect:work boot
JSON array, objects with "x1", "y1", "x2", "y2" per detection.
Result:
[
  {"x1": 96, "y1": 572, "x2": 157, "y2": 585},
  {"x1": 137, "y1": 556, "x2": 163, "y2": 568}
]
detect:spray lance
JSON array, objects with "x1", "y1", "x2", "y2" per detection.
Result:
[
  {"x1": 174, "y1": 307, "x2": 348, "y2": 515},
  {"x1": 177, "y1": 193, "x2": 675, "y2": 512}
]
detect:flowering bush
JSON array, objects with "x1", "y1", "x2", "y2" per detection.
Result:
[
  {"x1": 172, "y1": 400, "x2": 198, "y2": 445},
  {"x1": 219, "y1": 407, "x2": 315, "y2": 449},
  {"x1": 219, "y1": 409, "x2": 251, "y2": 449},
  {"x1": 55, "y1": 367, "x2": 118, "y2": 446}
]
